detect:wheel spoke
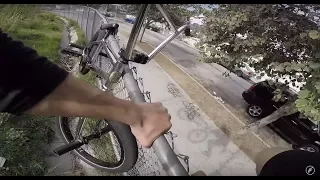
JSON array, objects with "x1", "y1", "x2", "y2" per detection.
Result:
[
  {"x1": 93, "y1": 119, "x2": 104, "y2": 132},
  {"x1": 75, "y1": 117, "x2": 86, "y2": 138}
]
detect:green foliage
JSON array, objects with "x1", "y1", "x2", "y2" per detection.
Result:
[
  {"x1": 0, "y1": 5, "x2": 40, "y2": 32},
  {"x1": 0, "y1": 10, "x2": 64, "y2": 175},
  {"x1": 199, "y1": 4, "x2": 320, "y2": 121},
  {"x1": 0, "y1": 115, "x2": 56, "y2": 176},
  {"x1": 8, "y1": 12, "x2": 64, "y2": 63}
]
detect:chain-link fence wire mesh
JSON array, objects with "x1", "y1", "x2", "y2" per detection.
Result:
[
  {"x1": 41, "y1": 4, "x2": 169, "y2": 176},
  {"x1": 41, "y1": 4, "x2": 106, "y2": 42}
]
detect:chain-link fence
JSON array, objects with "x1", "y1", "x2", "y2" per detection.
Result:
[
  {"x1": 41, "y1": 4, "x2": 170, "y2": 176},
  {"x1": 42, "y1": 4, "x2": 107, "y2": 42}
]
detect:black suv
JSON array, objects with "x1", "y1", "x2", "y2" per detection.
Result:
[{"x1": 242, "y1": 80, "x2": 320, "y2": 152}]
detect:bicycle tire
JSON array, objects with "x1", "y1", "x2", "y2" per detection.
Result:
[
  {"x1": 78, "y1": 31, "x2": 99, "y2": 75},
  {"x1": 79, "y1": 56, "x2": 90, "y2": 75},
  {"x1": 57, "y1": 29, "x2": 138, "y2": 172},
  {"x1": 56, "y1": 117, "x2": 138, "y2": 172}
]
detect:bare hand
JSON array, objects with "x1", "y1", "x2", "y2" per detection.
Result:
[
  {"x1": 191, "y1": 171, "x2": 207, "y2": 176},
  {"x1": 130, "y1": 102, "x2": 172, "y2": 148}
]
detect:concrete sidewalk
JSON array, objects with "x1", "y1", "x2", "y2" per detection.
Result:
[{"x1": 117, "y1": 30, "x2": 256, "y2": 176}]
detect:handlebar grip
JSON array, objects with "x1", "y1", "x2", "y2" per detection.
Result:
[
  {"x1": 70, "y1": 43, "x2": 84, "y2": 50},
  {"x1": 184, "y1": 27, "x2": 191, "y2": 37},
  {"x1": 53, "y1": 139, "x2": 84, "y2": 156},
  {"x1": 61, "y1": 48, "x2": 82, "y2": 57}
]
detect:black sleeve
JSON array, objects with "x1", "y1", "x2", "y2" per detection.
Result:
[
  {"x1": 259, "y1": 150, "x2": 320, "y2": 176},
  {"x1": 0, "y1": 30, "x2": 69, "y2": 114}
]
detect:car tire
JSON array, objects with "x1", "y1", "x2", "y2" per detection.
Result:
[
  {"x1": 235, "y1": 70, "x2": 243, "y2": 77},
  {"x1": 296, "y1": 144, "x2": 320, "y2": 153},
  {"x1": 247, "y1": 104, "x2": 264, "y2": 118}
]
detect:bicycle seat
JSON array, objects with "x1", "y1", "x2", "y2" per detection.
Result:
[{"x1": 100, "y1": 23, "x2": 119, "y2": 31}]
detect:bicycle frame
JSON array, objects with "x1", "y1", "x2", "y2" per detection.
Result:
[
  {"x1": 121, "y1": 4, "x2": 190, "y2": 176},
  {"x1": 86, "y1": 4, "x2": 190, "y2": 176}
]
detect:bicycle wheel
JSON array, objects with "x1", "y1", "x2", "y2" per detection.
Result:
[
  {"x1": 57, "y1": 116, "x2": 138, "y2": 172},
  {"x1": 57, "y1": 30, "x2": 138, "y2": 172},
  {"x1": 78, "y1": 31, "x2": 99, "y2": 75}
]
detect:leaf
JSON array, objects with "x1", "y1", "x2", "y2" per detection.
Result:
[
  {"x1": 277, "y1": 65, "x2": 285, "y2": 72},
  {"x1": 285, "y1": 66, "x2": 292, "y2": 72},
  {"x1": 243, "y1": 15, "x2": 248, "y2": 21},
  {"x1": 309, "y1": 62, "x2": 320, "y2": 70},
  {"x1": 315, "y1": 82, "x2": 320, "y2": 91},
  {"x1": 273, "y1": 94, "x2": 282, "y2": 102},
  {"x1": 295, "y1": 98, "x2": 309, "y2": 108},
  {"x1": 300, "y1": 32, "x2": 307, "y2": 39},
  {"x1": 308, "y1": 30, "x2": 320, "y2": 40},
  {"x1": 298, "y1": 89, "x2": 310, "y2": 99},
  {"x1": 315, "y1": 52, "x2": 320, "y2": 59}
]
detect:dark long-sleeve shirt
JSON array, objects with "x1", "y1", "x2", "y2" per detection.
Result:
[{"x1": 0, "y1": 30, "x2": 68, "y2": 114}]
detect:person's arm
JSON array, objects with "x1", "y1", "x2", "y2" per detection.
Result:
[
  {"x1": 0, "y1": 30, "x2": 171, "y2": 148},
  {"x1": 26, "y1": 74, "x2": 172, "y2": 148}
]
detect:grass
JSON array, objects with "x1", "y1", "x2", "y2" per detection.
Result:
[
  {"x1": 78, "y1": 71, "x2": 97, "y2": 86},
  {"x1": 66, "y1": 18, "x2": 95, "y2": 86},
  {"x1": 0, "y1": 5, "x2": 38, "y2": 33},
  {"x1": 0, "y1": 115, "x2": 56, "y2": 176},
  {"x1": 8, "y1": 11, "x2": 64, "y2": 63},
  {"x1": 82, "y1": 119, "x2": 118, "y2": 163},
  {"x1": 0, "y1": 6, "x2": 65, "y2": 176}
]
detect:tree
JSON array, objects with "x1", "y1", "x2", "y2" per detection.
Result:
[{"x1": 198, "y1": 4, "x2": 320, "y2": 135}]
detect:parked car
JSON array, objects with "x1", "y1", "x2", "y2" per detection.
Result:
[
  {"x1": 233, "y1": 62, "x2": 255, "y2": 80},
  {"x1": 242, "y1": 80, "x2": 320, "y2": 152},
  {"x1": 219, "y1": 62, "x2": 255, "y2": 80},
  {"x1": 103, "y1": 12, "x2": 115, "y2": 17},
  {"x1": 146, "y1": 24, "x2": 160, "y2": 32},
  {"x1": 124, "y1": 15, "x2": 135, "y2": 24}
]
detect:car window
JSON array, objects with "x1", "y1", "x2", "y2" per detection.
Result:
[
  {"x1": 289, "y1": 113, "x2": 318, "y2": 132},
  {"x1": 255, "y1": 82, "x2": 274, "y2": 100}
]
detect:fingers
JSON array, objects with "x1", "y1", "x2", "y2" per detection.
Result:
[
  {"x1": 191, "y1": 171, "x2": 207, "y2": 176},
  {"x1": 154, "y1": 102, "x2": 163, "y2": 107}
]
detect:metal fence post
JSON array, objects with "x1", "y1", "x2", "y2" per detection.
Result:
[
  {"x1": 85, "y1": 7, "x2": 90, "y2": 39},
  {"x1": 77, "y1": 7, "x2": 80, "y2": 23},
  {"x1": 64, "y1": 5, "x2": 66, "y2": 17},
  {"x1": 91, "y1": 11, "x2": 97, "y2": 39},
  {"x1": 72, "y1": 6, "x2": 75, "y2": 20},
  {"x1": 81, "y1": 8, "x2": 84, "y2": 29}
]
